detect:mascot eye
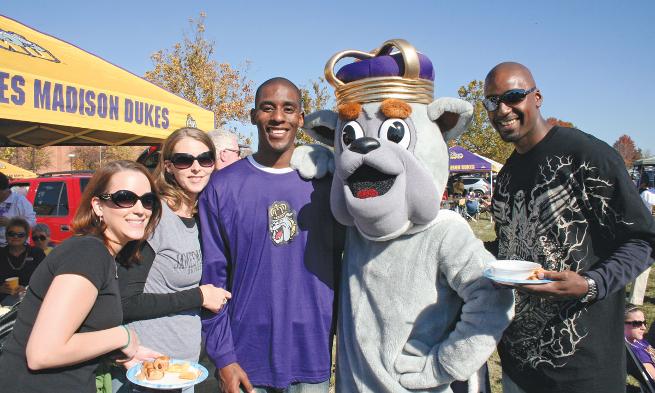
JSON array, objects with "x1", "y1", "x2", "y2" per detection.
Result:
[
  {"x1": 379, "y1": 118, "x2": 411, "y2": 149},
  {"x1": 341, "y1": 121, "x2": 364, "y2": 149}
]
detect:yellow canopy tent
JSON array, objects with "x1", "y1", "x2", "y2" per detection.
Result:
[
  {"x1": 0, "y1": 15, "x2": 214, "y2": 147},
  {"x1": 0, "y1": 159, "x2": 37, "y2": 178}
]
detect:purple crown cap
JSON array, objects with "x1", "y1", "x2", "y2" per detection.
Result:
[{"x1": 336, "y1": 52, "x2": 434, "y2": 83}]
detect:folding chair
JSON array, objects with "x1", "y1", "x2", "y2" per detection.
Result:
[
  {"x1": 626, "y1": 341, "x2": 655, "y2": 393},
  {"x1": 0, "y1": 301, "x2": 20, "y2": 354}
]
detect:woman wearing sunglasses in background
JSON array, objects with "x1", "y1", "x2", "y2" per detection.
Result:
[
  {"x1": 0, "y1": 160, "x2": 162, "y2": 393},
  {"x1": 113, "y1": 128, "x2": 231, "y2": 393},
  {"x1": 32, "y1": 223, "x2": 54, "y2": 256},
  {"x1": 0, "y1": 217, "x2": 45, "y2": 306},
  {"x1": 625, "y1": 305, "x2": 655, "y2": 381}
]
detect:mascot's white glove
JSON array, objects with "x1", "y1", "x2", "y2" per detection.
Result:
[
  {"x1": 394, "y1": 339, "x2": 454, "y2": 389},
  {"x1": 290, "y1": 144, "x2": 334, "y2": 180}
]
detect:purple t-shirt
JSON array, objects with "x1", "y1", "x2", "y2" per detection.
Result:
[
  {"x1": 199, "y1": 157, "x2": 342, "y2": 388},
  {"x1": 629, "y1": 338, "x2": 655, "y2": 365}
]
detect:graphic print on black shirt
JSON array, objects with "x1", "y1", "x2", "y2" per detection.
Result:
[{"x1": 493, "y1": 131, "x2": 634, "y2": 371}]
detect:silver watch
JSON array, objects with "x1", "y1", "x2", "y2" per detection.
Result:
[{"x1": 580, "y1": 276, "x2": 597, "y2": 303}]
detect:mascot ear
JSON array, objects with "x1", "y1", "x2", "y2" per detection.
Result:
[
  {"x1": 303, "y1": 110, "x2": 338, "y2": 147},
  {"x1": 427, "y1": 97, "x2": 474, "y2": 142}
]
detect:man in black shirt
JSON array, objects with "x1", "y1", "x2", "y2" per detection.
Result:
[{"x1": 484, "y1": 62, "x2": 655, "y2": 393}]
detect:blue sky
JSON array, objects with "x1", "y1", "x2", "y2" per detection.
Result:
[{"x1": 3, "y1": 0, "x2": 655, "y2": 153}]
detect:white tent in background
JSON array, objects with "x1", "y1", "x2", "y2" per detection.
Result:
[
  {"x1": 471, "y1": 152, "x2": 503, "y2": 196},
  {"x1": 472, "y1": 153, "x2": 503, "y2": 173}
]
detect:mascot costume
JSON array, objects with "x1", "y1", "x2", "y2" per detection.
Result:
[{"x1": 296, "y1": 39, "x2": 514, "y2": 393}]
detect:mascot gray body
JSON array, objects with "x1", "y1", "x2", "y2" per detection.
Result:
[{"x1": 297, "y1": 40, "x2": 513, "y2": 393}]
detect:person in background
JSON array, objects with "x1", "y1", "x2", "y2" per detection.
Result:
[
  {"x1": 629, "y1": 178, "x2": 655, "y2": 305},
  {"x1": 640, "y1": 178, "x2": 655, "y2": 213},
  {"x1": 199, "y1": 77, "x2": 342, "y2": 393},
  {"x1": 113, "y1": 128, "x2": 231, "y2": 393},
  {"x1": 0, "y1": 217, "x2": 45, "y2": 305},
  {"x1": 0, "y1": 172, "x2": 36, "y2": 246},
  {"x1": 32, "y1": 223, "x2": 54, "y2": 255},
  {"x1": 0, "y1": 160, "x2": 162, "y2": 393},
  {"x1": 625, "y1": 305, "x2": 655, "y2": 380},
  {"x1": 208, "y1": 128, "x2": 242, "y2": 170},
  {"x1": 452, "y1": 177, "x2": 465, "y2": 196}
]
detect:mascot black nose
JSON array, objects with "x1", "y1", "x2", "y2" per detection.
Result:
[{"x1": 349, "y1": 137, "x2": 380, "y2": 154}]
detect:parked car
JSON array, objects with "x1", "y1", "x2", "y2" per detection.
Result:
[
  {"x1": 10, "y1": 171, "x2": 93, "y2": 244},
  {"x1": 460, "y1": 176, "x2": 491, "y2": 196},
  {"x1": 137, "y1": 145, "x2": 161, "y2": 171}
]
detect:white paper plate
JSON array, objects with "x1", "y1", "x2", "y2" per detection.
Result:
[
  {"x1": 483, "y1": 268, "x2": 552, "y2": 285},
  {"x1": 126, "y1": 359, "x2": 208, "y2": 390}
]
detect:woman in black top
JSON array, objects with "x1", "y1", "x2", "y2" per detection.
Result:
[
  {"x1": 0, "y1": 160, "x2": 162, "y2": 393},
  {"x1": 0, "y1": 217, "x2": 45, "y2": 305}
]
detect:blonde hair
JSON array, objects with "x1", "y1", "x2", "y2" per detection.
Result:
[
  {"x1": 154, "y1": 127, "x2": 216, "y2": 213},
  {"x1": 626, "y1": 304, "x2": 644, "y2": 319}
]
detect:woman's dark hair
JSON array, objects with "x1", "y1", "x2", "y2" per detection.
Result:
[
  {"x1": 72, "y1": 160, "x2": 161, "y2": 264},
  {"x1": 6, "y1": 217, "x2": 30, "y2": 236}
]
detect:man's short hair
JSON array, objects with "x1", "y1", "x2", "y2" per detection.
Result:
[
  {"x1": 207, "y1": 128, "x2": 239, "y2": 152},
  {"x1": 0, "y1": 172, "x2": 9, "y2": 190},
  {"x1": 254, "y1": 77, "x2": 302, "y2": 107}
]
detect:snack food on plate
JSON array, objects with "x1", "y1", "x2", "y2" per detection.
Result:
[
  {"x1": 526, "y1": 267, "x2": 546, "y2": 281},
  {"x1": 136, "y1": 356, "x2": 199, "y2": 382}
]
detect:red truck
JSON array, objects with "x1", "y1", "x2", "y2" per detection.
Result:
[{"x1": 10, "y1": 171, "x2": 93, "y2": 244}]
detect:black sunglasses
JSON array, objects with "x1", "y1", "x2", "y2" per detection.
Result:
[
  {"x1": 170, "y1": 151, "x2": 215, "y2": 169},
  {"x1": 625, "y1": 320, "x2": 647, "y2": 328},
  {"x1": 32, "y1": 234, "x2": 48, "y2": 241},
  {"x1": 97, "y1": 190, "x2": 158, "y2": 210},
  {"x1": 6, "y1": 231, "x2": 26, "y2": 239},
  {"x1": 483, "y1": 87, "x2": 537, "y2": 112}
]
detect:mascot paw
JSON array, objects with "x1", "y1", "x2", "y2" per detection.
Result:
[
  {"x1": 395, "y1": 340, "x2": 452, "y2": 389},
  {"x1": 290, "y1": 144, "x2": 334, "y2": 180}
]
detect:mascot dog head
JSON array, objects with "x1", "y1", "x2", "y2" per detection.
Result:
[{"x1": 305, "y1": 39, "x2": 473, "y2": 241}]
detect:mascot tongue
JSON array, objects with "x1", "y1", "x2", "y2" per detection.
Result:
[
  {"x1": 357, "y1": 188, "x2": 379, "y2": 199},
  {"x1": 347, "y1": 165, "x2": 395, "y2": 199}
]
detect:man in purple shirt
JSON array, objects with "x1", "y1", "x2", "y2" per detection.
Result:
[{"x1": 199, "y1": 78, "x2": 343, "y2": 393}]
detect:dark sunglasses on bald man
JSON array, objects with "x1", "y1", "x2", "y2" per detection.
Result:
[
  {"x1": 97, "y1": 190, "x2": 158, "y2": 210},
  {"x1": 625, "y1": 320, "x2": 647, "y2": 328},
  {"x1": 32, "y1": 234, "x2": 48, "y2": 241},
  {"x1": 483, "y1": 87, "x2": 537, "y2": 112},
  {"x1": 170, "y1": 151, "x2": 215, "y2": 169}
]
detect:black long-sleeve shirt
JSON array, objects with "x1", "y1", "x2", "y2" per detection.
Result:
[
  {"x1": 117, "y1": 216, "x2": 203, "y2": 323},
  {"x1": 488, "y1": 126, "x2": 655, "y2": 393}
]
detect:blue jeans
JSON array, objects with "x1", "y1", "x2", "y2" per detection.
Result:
[{"x1": 240, "y1": 380, "x2": 329, "y2": 393}]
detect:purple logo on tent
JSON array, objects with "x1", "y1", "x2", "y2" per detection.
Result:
[{"x1": 0, "y1": 29, "x2": 59, "y2": 63}]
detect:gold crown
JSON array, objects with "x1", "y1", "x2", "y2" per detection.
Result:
[{"x1": 324, "y1": 39, "x2": 434, "y2": 105}]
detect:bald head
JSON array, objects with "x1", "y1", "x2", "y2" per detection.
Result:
[
  {"x1": 255, "y1": 77, "x2": 302, "y2": 106},
  {"x1": 485, "y1": 62, "x2": 536, "y2": 91},
  {"x1": 484, "y1": 62, "x2": 548, "y2": 153}
]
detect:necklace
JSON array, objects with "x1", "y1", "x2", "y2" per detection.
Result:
[
  {"x1": 627, "y1": 338, "x2": 655, "y2": 363},
  {"x1": 6, "y1": 248, "x2": 28, "y2": 271}
]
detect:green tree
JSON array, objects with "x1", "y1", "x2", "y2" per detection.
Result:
[
  {"x1": 69, "y1": 146, "x2": 142, "y2": 170},
  {"x1": 455, "y1": 80, "x2": 514, "y2": 163},
  {"x1": 298, "y1": 77, "x2": 334, "y2": 145},
  {"x1": 144, "y1": 12, "x2": 254, "y2": 128},
  {"x1": 0, "y1": 147, "x2": 51, "y2": 173}
]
